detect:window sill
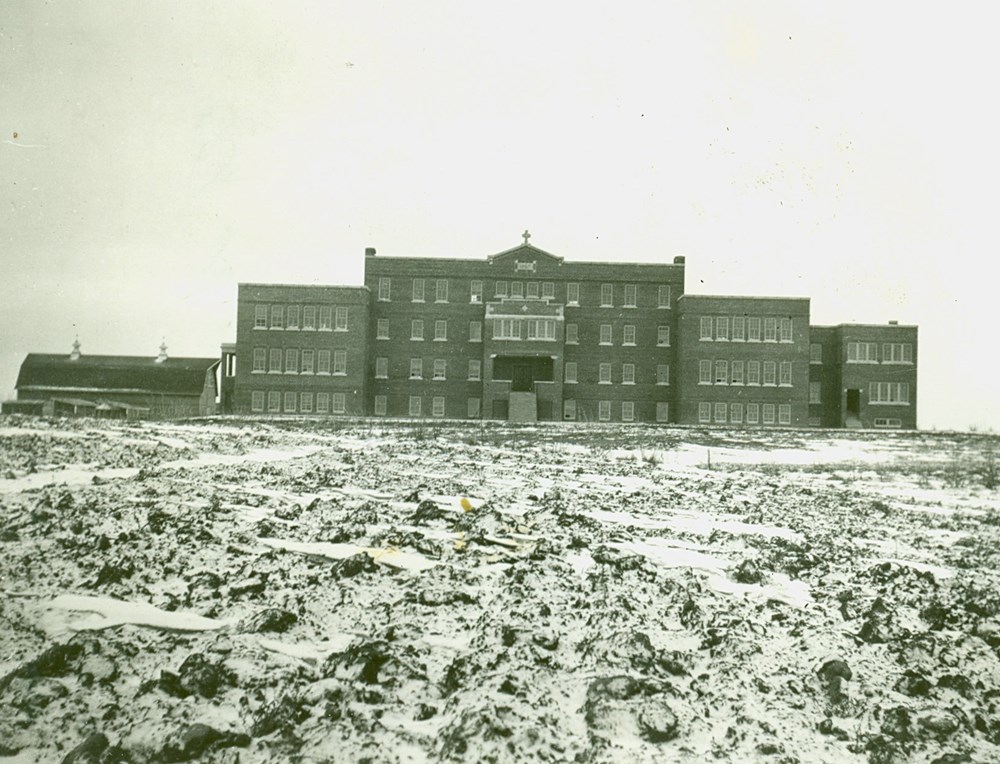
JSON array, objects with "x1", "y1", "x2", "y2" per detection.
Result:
[
  {"x1": 656, "y1": 382, "x2": 670, "y2": 386},
  {"x1": 623, "y1": 342, "x2": 636, "y2": 347},
  {"x1": 656, "y1": 343, "x2": 670, "y2": 348},
  {"x1": 411, "y1": 338, "x2": 424, "y2": 342},
  {"x1": 269, "y1": 327, "x2": 284, "y2": 331},
  {"x1": 564, "y1": 380, "x2": 577, "y2": 385},
  {"x1": 412, "y1": 300, "x2": 425, "y2": 303},
  {"x1": 286, "y1": 327, "x2": 300, "y2": 332},
  {"x1": 598, "y1": 381, "x2": 612, "y2": 385},
  {"x1": 598, "y1": 342, "x2": 612, "y2": 346},
  {"x1": 253, "y1": 326, "x2": 267, "y2": 330},
  {"x1": 318, "y1": 328, "x2": 333, "y2": 332},
  {"x1": 433, "y1": 338, "x2": 447, "y2": 342},
  {"x1": 622, "y1": 381, "x2": 635, "y2": 386},
  {"x1": 869, "y1": 402, "x2": 911, "y2": 406},
  {"x1": 252, "y1": 370, "x2": 265, "y2": 375}
]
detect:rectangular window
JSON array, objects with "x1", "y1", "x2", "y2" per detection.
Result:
[
  {"x1": 409, "y1": 358, "x2": 423, "y2": 379},
  {"x1": 883, "y1": 343, "x2": 914, "y2": 364},
  {"x1": 412, "y1": 278, "x2": 425, "y2": 302},
  {"x1": 319, "y1": 306, "x2": 332, "y2": 331},
  {"x1": 270, "y1": 305, "x2": 284, "y2": 329},
  {"x1": 409, "y1": 396, "x2": 422, "y2": 416},
  {"x1": 658, "y1": 285, "x2": 671, "y2": 308},
  {"x1": 730, "y1": 403, "x2": 743, "y2": 423},
  {"x1": 763, "y1": 361, "x2": 777, "y2": 386},
  {"x1": 526, "y1": 281, "x2": 539, "y2": 299},
  {"x1": 810, "y1": 343, "x2": 822, "y2": 364},
  {"x1": 566, "y1": 323, "x2": 578, "y2": 344},
  {"x1": 335, "y1": 307, "x2": 348, "y2": 331},
  {"x1": 469, "y1": 321, "x2": 482, "y2": 343},
  {"x1": 376, "y1": 319, "x2": 389, "y2": 339},
  {"x1": 493, "y1": 318, "x2": 522, "y2": 340},
  {"x1": 302, "y1": 306, "x2": 316, "y2": 330},
  {"x1": 411, "y1": 319, "x2": 424, "y2": 340},
  {"x1": 541, "y1": 282, "x2": 554, "y2": 299},
  {"x1": 763, "y1": 403, "x2": 776, "y2": 424},
  {"x1": 317, "y1": 349, "x2": 331, "y2": 374},
  {"x1": 564, "y1": 362, "x2": 577, "y2": 383},
  {"x1": 731, "y1": 360, "x2": 744, "y2": 385},
  {"x1": 375, "y1": 357, "x2": 388, "y2": 378},
  {"x1": 436, "y1": 279, "x2": 448, "y2": 303},
  {"x1": 656, "y1": 402, "x2": 669, "y2": 422},
  {"x1": 622, "y1": 363, "x2": 635, "y2": 384},
  {"x1": 599, "y1": 400, "x2": 611, "y2": 421},
  {"x1": 746, "y1": 403, "x2": 759, "y2": 424},
  {"x1": 599, "y1": 363, "x2": 612, "y2": 384},
  {"x1": 283, "y1": 391, "x2": 296, "y2": 413},
  {"x1": 732, "y1": 316, "x2": 745, "y2": 342},
  {"x1": 300, "y1": 392, "x2": 313, "y2": 413},
  {"x1": 764, "y1": 318, "x2": 777, "y2": 342},
  {"x1": 286, "y1": 305, "x2": 300, "y2": 330},
  {"x1": 809, "y1": 381, "x2": 821, "y2": 404},
  {"x1": 526, "y1": 318, "x2": 556, "y2": 340},
  {"x1": 622, "y1": 401, "x2": 635, "y2": 422},
  {"x1": 847, "y1": 342, "x2": 879, "y2": 362},
  {"x1": 332, "y1": 393, "x2": 346, "y2": 414},
  {"x1": 601, "y1": 283, "x2": 613, "y2": 307},
  {"x1": 624, "y1": 284, "x2": 637, "y2": 307},
  {"x1": 434, "y1": 320, "x2": 448, "y2": 341},
  {"x1": 470, "y1": 280, "x2": 483, "y2": 303},
  {"x1": 656, "y1": 364, "x2": 670, "y2": 385},
  {"x1": 714, "y1": 360, "x2": 728, "y2": 385},
  {"x1": 869, "y1": 382, "x2": 911, "y2": 404},
  {"x1": 255, "y1": 305, "x2": 268, "y2": 328},
  {"x1": 698, "y1": 402, "x2": 712, "y2": 423},
  {"x1": 253, "y1": 348, "x2": 266, "y2": 373},
  {"x1": 567, "y1": 283, "x2": 580, "y2": 305},
  {"x1": 333, "y1": 350, "x2": 346, "y2": 375},
  {"x1": 467, "y1": 397, "x2": 480, "y2": 418},
  {"x1": 747, "y1": 360, "x2": 761, "y2": 385},
  {"x1": 301, "y1": 349, "x2": 314, "y2": 374},
  {"x1": 657, "y1": 325, "x2": 670, "y2": 346},
  {"x1": 251, "y1": 391, "x2": 264, "y2": 412},
  {"x1": 267, "y1": 391, "x2": 281, "y2": 412},
  {"x1": 780, "y1": 318, "x2": 792, "y2": 342},
  {"x1": 495, "y1": 280, "x2": 508, "y2": 298},
  {"x1": 432, "y1": 396, "x2": 445, "y2": 416},
  {"x1": 778, "y1": 404, "x2": 791, "y2": 425},
  {"x1": 374, "y1": 395, "x2": 387, "y2": 416},
  {"x1": 316, "y1": 392, "x2": 330, "y2": 414},
  {"x1": 716, "y1": 316, "x2": 729, "y2": 341},
  {"x1": 748, "y1": 317, "x2": 762, "y2": 342},
  {"x1": 623, "y1": 325, "x2": 636, "y2": 345},
  {"x1": 714, "y1": 402, "x2": 727, "y2": 423},
  {"x1": 510, "y1": 281, "x2": 524, "y2": 298},
  {"x1": 269, "y1": 348, "x2": 282, "y2": 373},
  {"x1": 468, "y1": 360, "x2": 481, "y2": 381},
  {"x1": 563, "y1": 399, "x2": 577, "y2": 421},
  {"x1": 699, "y1": 359, "x2": 712, "y2": 385},
  {"x1": 599, "y1": 324, "x2": 612, "y2": 345},
  {"x1": 700, "y1": 316, "x2": 713, "y2": 340},
  {"x1": 285, "y1": 348, "x2": 298, "y2": 374},
  {"x1": 779, "y1": 361, "x2": 792, "y2": 386},
  {"x1": 433, "y1": 359, "x2": 447, "y2": 380},
  {"x1": 378, "y1": 277, "x2": 391, "y2": 301}
]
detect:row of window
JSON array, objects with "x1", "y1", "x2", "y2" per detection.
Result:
[
  {"x1": 251, "y1": 348, "x2": 347, "y2": 375},
  {"x1": 698, "y1": 359, "x2": 793, "y2": 386},
  {"x1": 564, "y1": 400, "x2": 666, "y2": 422},
  {"x1": 566, "y1": 362, "x2": 670, "y2": 386},
  {"x1": 377, "y1": 319, "x2": 672, "y2": 347},
  {"x1": 376, "y1": 278, "x2": 673, "y2": 308},
  {"x1": 847, "y1": 342, "x2": 914, "y2": 364},
  {"x1": 700, "y1": 316, "x2": 793, "y2": 343},
  {"x1": 251, "y1": 390, "x2": 347, "y2": 414},
  {"x1": 254, "y1": 305, "x2": 349, "y2": 331},
  {"x1": 698, "y1": 401, "x2": 793, "y2": 425},
  {"x1": 869, "y1": 382, "x2": 911, "y2": 404}
]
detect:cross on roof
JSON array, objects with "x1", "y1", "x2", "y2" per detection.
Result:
[{"x1": 522, "y1": 229, "x2": 531, "y2": 245}]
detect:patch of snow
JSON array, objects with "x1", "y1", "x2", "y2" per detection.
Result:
[
  {"x1": 609, "y1": 538, "x2": 732, "y2": 573},
  {"x1": 42, "y1": 594, "x2": 227, "y2": 632},
  {"x1": 259, "y1": 537, "x2": 438, "y2": 572}
]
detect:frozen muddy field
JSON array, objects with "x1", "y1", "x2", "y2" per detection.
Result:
[{"x1": 1, "y1": 416, "x2": 999, "y2": 763}]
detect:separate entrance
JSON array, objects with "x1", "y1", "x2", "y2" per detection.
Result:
[
  {"x1": 512, "y1": 363, "x2": 533, "y2": 392},
  {"x1": 493, "y1": 356, "x2": 554, "y2": 391},
  {"x1": 845, "y1": 389, "x2": 862, "y2": 428}
]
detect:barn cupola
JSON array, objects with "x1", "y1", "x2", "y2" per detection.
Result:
[{"x1": 70, "y1": 337, "x2": 81, "y2": 361}]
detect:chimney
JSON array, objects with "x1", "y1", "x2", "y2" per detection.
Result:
[
  {"x1": 888, "y1": 320, "x2": 898, "y2": 325},
  {"x1": 70, "y1": 337, "x2": 81, "y2": 361},
  {"x1": 673, "y1": 255, "x2": 686, "y2": 265},
  {"x1": 156, "y1": 340, "x2": 168, "y2": 363},
  {"x1": 365, "y1": 247, "x2": 377, "y2": 257}
]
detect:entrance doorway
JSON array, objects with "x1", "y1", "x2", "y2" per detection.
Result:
[
  {"x1": 845, "y1": 389, "x2": 861, "y2": 427},
  {"x1": 493, "y1": 356, "x2": 554, "y2": 391},
  {"x1": 512, "y1": 363, "x2": 533, "y2": 392}
]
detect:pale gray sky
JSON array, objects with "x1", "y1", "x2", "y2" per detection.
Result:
[{"x1": 2, "y1": 2, "x2": 997, "y2": 429}]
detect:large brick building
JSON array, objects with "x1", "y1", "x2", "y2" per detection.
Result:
[{"x1": 228, "y1": 236, "x2": 918, "y2": 428}]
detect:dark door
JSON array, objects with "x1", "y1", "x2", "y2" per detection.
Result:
[
  {"x1": 846, "y1": 389, "x2": 860, "y2": 416},
  {"x1": 512, "y1": 363, "x2": 532, "y2": 392}
]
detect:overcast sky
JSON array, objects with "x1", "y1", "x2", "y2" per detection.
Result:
[{"x1": 2, "y1": 2, "x2": 997, "y2": 430}]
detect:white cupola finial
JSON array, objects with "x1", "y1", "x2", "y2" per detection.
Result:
[
  {"x1": 156, "y1": 339, "x2": 168, "y2": 363},
  {"x1": 70, "y1": 336, "x2": 81, "y2": 361}
]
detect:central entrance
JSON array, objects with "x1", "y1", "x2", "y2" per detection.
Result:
[{"x1": 493, "y1": 356, "x2": 554, "y2": 392}]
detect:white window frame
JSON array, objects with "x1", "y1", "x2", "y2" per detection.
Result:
[
  {"x1": 732, "y1": 316, "x2": 745, "y2": 342},
  {"x1": 302, "y1": 306, "x2": 316, "y2": 330},
  {"x1": 714, "y1": 360, "x2": 728, "y2": 385},
  {"x1": 269, "y1": 348, "x2": 282, "y2": 373},
  {"x1": 779, "y1": 317, "x2": 792, "y2": 343},
  {"x1": 809, "y1": 381, "x2": 821, "y2": 404},
  {"x1": 434, "y1": 320, "x2": 448, "y2": 341},
  {"x1": 432, "y1": 396, "x2": 445, "y2": 416},
  {"x1": 656, "y1": 402, "x2": 669, "y2": 422},
  {"x1": 657, "y1": 325, "x2": 670, "y2": 347},
  {"x1": 300, "y1": 392, "x2": 313, "y2": 413},
  {"x1": 333, "y1": 350, "x2": 347, "y2": 376},
  {"x1": 251, "y1": 391, "x2": 264, "y2": 412},
  {"x1": 565, "y1": 323, "x2": 578, "y2": 344},
  {"x1": 267, "y1": 391, "x2": 281, "y2": 412},
  {"x1": 599, "y1": 363, "x2": 612, "y2": 384},
  {"x1": 656, "y1": 364, "x2": 670, "y2": 386},
  {"x1": 810, "y1": 343, "x2": 822, "y2": 364},
  {"x1": 469, "y1": 320, "x2": 482, "y2": 343},
  {"x1": 374, "y1": 395, "x2": 387, "y2": 416},
  {"x1": 748, "y1": 317, "x2": 762, "y2": 342},
  {"x1": 411, "y1": 319, "x2": 424, "y2": 341},
  {"x1": 332, "y1": 393, "x2": 346, "y2": 414},
  {"x1": 622, "y1": 363, "x2": 635, "y2": 385},
  {"x1": 699, "y1": 359, "x2": 712, "y2": 385},
  {"x1": 746, "y1": 403, "x2": 759, "y2": 424},
  {"x1": 730, "y1": 403, "x2": 743, "y2": 424},
  {"x1": 778, "y1": 404, "x2": 791, "y2": 425},
  {"x1": 285, "y1": 348, "x2": 298, "y2": 374},
  {"x1": 563, "y1": 399, "x2": 576, "y2": 421},
  {"x1": 254, "y1": 305, "x2": 268, "y2": 329},
  {"x1": 623, "y1": 324, "x2": 636, "y2": 346},
  {"x1": 747, "y1": 360, "x2": 761, "y2": 385},
  {"x1": 541, "y1": 282, "x2": 554, "y2": 299},
  {"x1": 762, "y1": 403, "x2": 776, "y2": 424},
  {"x1": 316, "y1": 392, "x2": 330, "y2": 413},
  {"x1": 467, "y1": 397, "x2": 481, "y2": 418},
  {"x1": 658, "y1": 285, "x2": 671, "y2": 309},
  {"x1": 624, "y1": 284, "x2": 637, "y2": 307},
  {"x1": 764, "y1": 318, "x2": 777, "y2": 342},
  {"x1": 412, "y1": 278, "x2": 425, "y2": 302},
  {"x1": 510, "y1": 281, "x2": 524, "y2": 298},
  {"x1": 335, "y1": 307, "x2": 348, "y2": 332},
  {"x1": 566, "y1": 283, "x2": 580, "y2": 305},
  {"x1": 698, "y1": 402, "x2": 712, "y2": 423},
  {"x1": 409, "y1": 396, "x2": 421, "y2": 416},
  {"x1": 270, "y1": 305, "x2": 284, "y2": 329},
  {"x1": 470, "y1": 280, "x2": 483, "y2": 303},
  {"x1": 714, "y1": 402, "x2": 727, "y2": 423},
  {"x1": 375, "y1": 357, "x2": 388, "y2": 379},
  {"x1": 779, "y1": 361, "x2": 792, "y2": 386},
  {"x1": 763, "y1": 361, "x2": 776, "y2": 386},
  {"x1": 409, "y1": 358, "x2": 423, "y2": 379},
  {"x1": 495, "y1": 280, "x2": 508, "y2": 298},
  {"x1": 283, "y1": 391, "x2": 296, "y2": 413},
  {"x1": 526, "y1": 281, "x2": 539, "y2": 299},
  {"x1": 564, "y1": 362, "x2": 578, "y2": 384},
  {"x1": 433, "y1": 359, "x2": 447, "y2": 380},
  {"x1": 319, "y1": 306, "x2": 332, "y2": 331},
  {"x1": 301, "y1": 349, "x2": 314, "y2": 374},
  {"x1": 598, "y1": 400, "x2": 611, "y2": 421},
  {"x1": 493, "y1": 318, "x2": 522, "y2": 340},
  {"x1": 376, "y1": 319, "x2": 389, "y2": 340},
  {"x1": 436, "y1": 279, "x2": 448, "y2": 303},
  {"x1": 700, "y1": 316, "x2": 713, "y2": 340},
  {"x1": 716, "y1": 316, "x2": 729, "y2": 341},
  {"x1": 600, "y1": 283, "x2": 613, "y2": 307},
  {"x1": 599, "y1": 324, "x2": 612, "y2": 345},
  {"x1": 286, "y1": 305, "x2": 300, "y2": 330},
  {"x1": 378, "y1": 277, "x2": 391, "y2": 301},
  {"x1": 253, "y1": 348, "x2": 266, "y2": 373},
  {"x1": 468, "y1": 360, "x2": 481, "y2": 381},
  {"x1": 317, "y1": 349, "x2": 331, "y2": 375},
  {"x1": 731, "y1": 360, "x2": 744, "y2": 385},
  {"x1": 622, "y1": 401, "x2": 635, "y2": 422}
]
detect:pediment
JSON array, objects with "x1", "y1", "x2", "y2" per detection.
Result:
[{"x1": 487, "y1": 243, "x2": 564, "y2": 270}]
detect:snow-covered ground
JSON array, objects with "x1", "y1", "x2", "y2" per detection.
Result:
[{"x1": 1, "y1": 416, "x2": 998, "y2": 763}]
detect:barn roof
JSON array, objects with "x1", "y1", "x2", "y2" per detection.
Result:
[{"x1": 16, "y1": 354, "x2": 219, "y2": 396}]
